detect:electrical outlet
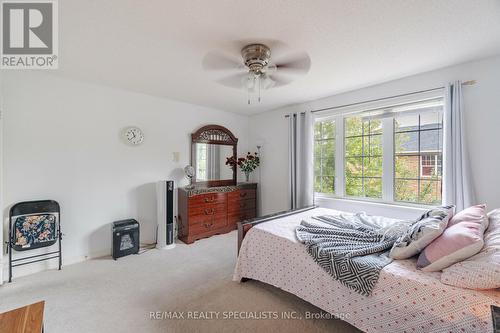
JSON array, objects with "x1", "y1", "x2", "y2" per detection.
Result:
[{"x1": 172, "y1": 152, "x2": 180, "y2": 162}]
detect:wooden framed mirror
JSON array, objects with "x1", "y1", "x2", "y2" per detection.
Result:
[{"x1": 191, "y1": 125, "x2": 238, "y2": 187}]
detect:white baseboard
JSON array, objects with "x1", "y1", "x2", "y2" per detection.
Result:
[{"x1": 1, "y1": 249, "x2": 111, "y2": 283}]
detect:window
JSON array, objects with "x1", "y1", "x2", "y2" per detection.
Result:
[
  {"x1": 314, "y1": 97, "x2": 444, "y2": 206},
  {"x1": 196, "y1": 144, "x2": 207, "y2": 180},
  {"x1": 394, "y1": 108, "x2": 443, "y2": 205},
  {"x1": 421, "y1": 154, "x2": 442, "y2": 177},
  {"x1": 344, "y1": 116, "x2": 382, "y2": 198},
  {"x1": 314, "y1": 120, "x2": 335, "y2": 193}
]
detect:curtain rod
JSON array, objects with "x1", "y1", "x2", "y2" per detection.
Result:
[{"x1": 284, "y1": 80, "x2": 476, "y2": 117}]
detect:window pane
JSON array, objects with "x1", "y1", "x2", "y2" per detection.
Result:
[
  {"x1": 314, "y1": 122, "x2": 321, "y2": 139},
  {"x1": 321, "y1": 158, "x2": 335, "y2": 176},
  {"x1": 420, "y1": 129, "x2": 442, "y2": 152},
  {"x1": 365, "y1": 178, "x2": 382, "y2": 198},
  {"x1": 395, "y1": 131, "x2": 418, "y2": 153},
  {"x1": 364, "y1": 157, "x2": 383, "y2": 177},
  {"x1": 345, "y1": 117, "x2": 363, "y2": 137},
  {"x1": 364, "y1": 134, "x2": 382, "y2": 156},
  {"x1": 314, "y1": 158, "x2": 322, "y2": 175},
  {"x1": 395, "y1": 113, "x2": 419, "y2": 132},
  {"x1": 321, "y1": 176, "x2": 335, "y2": 194},
  {"x1": 395, "y1": 179, "x2": 418, "y2": 202},
  {"x1": 393, "y1": 102, "x2": 443, "y2": 205},
  {"x1": 344, "y1": 115, "x2": 384, "y2": 199},
  {"x1": 420, "y1": 154, "x2": 441, "y2": 179},
  {"x1": 314, "y1": 140, "x2": 323, "y2": 157},
  {"x1": 395, "y1": 155, "x2": 419, "y2": 179},
  {"x1": 365, "y1": 119, "x2": 383, "y2": 134},
  {"x1": 322, "y1": 139, "x2": 336, "y2": 156},
  {"x1": 420, "y1": 109, "x2": 442, "y2": 130},
  {"x1": 346, "y1": 177, "x2": 363, "y2": 197},
  {"x1": 345, "y1": 157, "x2": 363, "y2": 177},
  {"x1": 314, "y1": 119, "x2": 336, "y2": 194},
  {"x1": 314, "y1": 176, "x2": 322, "y2": 193},
  {"x1": 419, "y1": 180, "x2": 441, "y2": 205},
  {"x1": 345, "y1": 137, "x2": 363, "y2": 156},
  {"x1": 315, "y1": 121, "x2": 336, "y2": 139}
]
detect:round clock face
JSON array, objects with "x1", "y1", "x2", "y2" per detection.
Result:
[{"x1": 123, "y1": 127, "x2": 144, "y2": 145}]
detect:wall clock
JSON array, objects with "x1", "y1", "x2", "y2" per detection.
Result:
[{"x1": 122, "y1": 127, "x2": 144, "y2": 146}]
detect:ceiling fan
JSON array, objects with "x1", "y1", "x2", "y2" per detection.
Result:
[{"x1": 202, "y1": 42, "x2": 311, "y2": 104}]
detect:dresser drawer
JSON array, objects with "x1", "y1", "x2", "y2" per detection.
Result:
[
  {"x1": 189, "y1": 215, "x2": 227, "y2": 234},
  {"x1": 228, "y1": 209, "x2": 256, "y2": 225},
  {"x1": 188, "y1": 203, "x2": 227, "y2": 218},
  {"x1": 228, "y1": 198, "x2": 256, "y2": 213},
  {"x1": 188, "y1": 192, "x2": 226, "y2": 207},
  {"x1": 228, "y1": 189, "x2": 256, "y2": 201}
]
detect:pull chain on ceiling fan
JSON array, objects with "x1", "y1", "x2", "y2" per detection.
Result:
[{"x1": 202, "y1": 42, "x2": 311, "y2": 105}]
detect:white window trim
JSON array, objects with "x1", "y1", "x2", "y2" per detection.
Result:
[
  {"x1": 381, "y1": 117, "x2": 394, "y2": 202},
  {"x1": 334, "y1": 114, "x2": 344, "y2": 196}
]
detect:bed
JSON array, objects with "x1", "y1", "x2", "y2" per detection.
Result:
[{"x1": 233, "y1": 206, "x2": 500, "y2": 333}]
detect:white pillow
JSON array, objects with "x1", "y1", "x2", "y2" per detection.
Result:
[
  {"x1": 389, "y1": 206, "x2": 454, "y2": 260},
  {"x1": 440, "y1": 208, "x2": 500, "y2": 289}
]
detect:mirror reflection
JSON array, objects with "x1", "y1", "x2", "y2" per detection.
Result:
[{"x1": 195, "y1": 143, "x2": 234, "y2": 182}]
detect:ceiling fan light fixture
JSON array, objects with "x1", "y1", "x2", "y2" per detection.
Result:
[
  {"x1": 241, "y1": 44, "x2": 271, "y2": 73},
  {"x1": 241, "y1": 44, "x2": 273, "y2": 105}
]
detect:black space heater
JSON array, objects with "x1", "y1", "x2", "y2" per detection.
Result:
[{"x1": 112, "y1": 219, "x2": 139, "y2": 260}]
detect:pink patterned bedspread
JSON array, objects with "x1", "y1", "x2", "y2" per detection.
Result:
[{"x1": 233, "y1": 207, "x2": 500, "y2": 333}]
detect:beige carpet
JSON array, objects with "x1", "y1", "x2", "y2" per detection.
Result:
[{"x1": 0, "y1": 231, "x2": 361, "y2": 333}]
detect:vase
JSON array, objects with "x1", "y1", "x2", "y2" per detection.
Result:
[{"x1": 244, "y1": 171, "x2": 251, "y2": 182}]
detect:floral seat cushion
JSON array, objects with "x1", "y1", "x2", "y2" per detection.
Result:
[{"x1": 13, "y1": 214, "x2": 57, "y2": 251}]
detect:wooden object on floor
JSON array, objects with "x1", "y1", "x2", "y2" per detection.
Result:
[
  {"x1": 0, "y1": 301, "x2": 45, "y2": 333},
  {"x1": 178, "y1": 183, "x2": 257, "y2": 244}
]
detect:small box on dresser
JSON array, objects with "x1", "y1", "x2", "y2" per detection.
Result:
[{"x1": 177, "y1": 183, "x2": 257, "y2": 244}]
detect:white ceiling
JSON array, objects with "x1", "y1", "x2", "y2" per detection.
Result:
[{"x1": 56, "y1": 0, "x2": 500, "y2": 115}]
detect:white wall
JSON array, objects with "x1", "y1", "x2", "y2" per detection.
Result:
[
  {"x1": 1, "y1": 71, "x2": 249, "y2": 279},
  {"x1": 250, "y1": 55, "x2": 500, "y2": 219},
  {"x1": 0, "y1": 74, "x2": 4, "y2": 285}
]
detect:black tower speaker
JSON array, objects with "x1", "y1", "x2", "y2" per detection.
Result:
[
  {"x1": 157, "y1": 180, "x2": 175, "y2": 249},
  {"x1": 166, "y1": 180, "x2": 174, "y2": 245}
]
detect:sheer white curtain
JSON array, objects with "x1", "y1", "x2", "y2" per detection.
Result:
[
  {"x1": 288, "y1": 111, "x2": 314, "y2": 209},
  {"x1": 443, "y1": 81, "x2": 475, "y2": 211}
]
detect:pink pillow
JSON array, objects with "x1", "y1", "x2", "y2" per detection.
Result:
[
  {"x1": 447, "y1": 204, "x2": 489, "y2": 229},
  {"x1": 417, "y1": 205, "x2": 487, "y2": 272}
]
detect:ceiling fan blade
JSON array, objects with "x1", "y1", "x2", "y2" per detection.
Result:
[
  {"x1": 216, "y1": 73, "x2": 249, "y2": 88},
  {"x1": 274, "y1": 52, "x2": 311, "y2": 74},
  {"x1": 268, "y1": 73, "x2": 294, "y2": 87},
  {"x1": 260, "y1": 74, "x2": 276, "y2": 90},
  {"x1": 266, "y1": 64, "x2": 277, "y2": 73},
  {"x1": 202, "y1": 51, "x2": 242, "y2": 71}
]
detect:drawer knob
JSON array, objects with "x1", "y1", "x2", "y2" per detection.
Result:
[
  {"x1": 203, "y1": 222, "x2": 214, "y2": 229},
  {"x1": 239, "y1": 192, "x2": 247, "y2": 197},
  {"x1": 204, "y1": 208, "x2": 216, "y2": 215},
  {"x1": 204, "y1": 196, "x2": 216, "y2": 203}
]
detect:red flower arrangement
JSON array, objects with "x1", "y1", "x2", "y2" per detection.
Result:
[{"x1": 226, "y1": 152, "x2": 260, "y2": 181}]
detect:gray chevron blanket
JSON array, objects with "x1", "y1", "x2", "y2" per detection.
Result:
[{"x1": 295, "y1": 213, "x2": 403, "y2": 296}]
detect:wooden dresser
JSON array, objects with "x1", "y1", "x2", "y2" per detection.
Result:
[{"x1": 177, "y1": 183, "x2": 257, "y2": 244}]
